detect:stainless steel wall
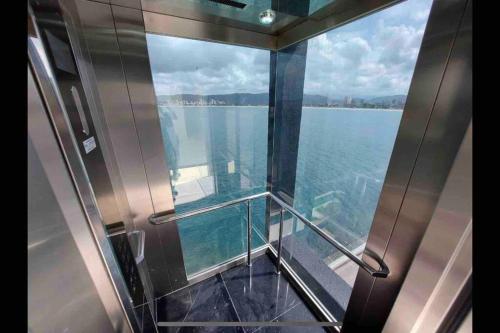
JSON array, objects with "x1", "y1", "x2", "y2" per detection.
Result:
[
  {"x1": 61, "y1": 0, "x2": 162, "y2": 304},
  {"x1": 343, "y1": 0, "x2": 472, "y2": 330},
  {"x1": 61, "y1": 0, "x2": 188, "y2": 296},
  {"x1": 28, "y1": 66, "x2": 131, "y2": 333},
  {"x1": 111, "y1": 4, "x2": 176, "y2": 216},
  {"x1": 383, "y1": 122, "x2": 472, "y2": 333},
  {"x1": 28, "y1": 6, "x2": 143, "y2": 326}
]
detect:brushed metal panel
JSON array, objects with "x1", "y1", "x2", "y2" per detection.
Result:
[
  {"x1": 67, "y1": 0, "x2": 167, "y2": 306},
  {"x1": 383, "y1": 122, "x2": 472, "y2": 333},
  {"x1": 111, "y1": 5, "x2": 175, "y2": 215},
  {"x1": 31, "y1": 0, "x2": 123, "y2": 228},
  {"x1": 111, "y1": 4, "x2": 188, "y2": 293},
  {"x1": 94, "y1": 0, "x2": 397, "y2": 52},
  {"x1": 342, "y1": 0, "x2": 472, "y2": 330},
  {"x1": 28, "y1": 66, "x2": 130, "y2": 333},
  {"x1": 141, "y1": 0, "x2": 297, "y2": 35},
  {"x1": 28, "y1": 136, "x2": 116, "y2": 333},
  {"x1": 28, "y1": 22, "x2": 140, "y2": 332},
  {"x1": 60, "y1": 0, "x2": 135, "y2": 236},
  {"x1": 143, "y1": 10, "x2": 277, "y2": 50}
]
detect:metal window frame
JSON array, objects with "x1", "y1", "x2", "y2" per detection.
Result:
[
  {"x1": 382, "y1": 122, "x2": 472, "y2": 333},
  {"x1": 143, "y1": 10, "x2": 277, "y2": 50}
]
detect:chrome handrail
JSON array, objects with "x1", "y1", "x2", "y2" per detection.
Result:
[
  {"x1": 148, "y1": 191, "x2": 389, "y2": 278},
  {"x1": 149, "y1": 192, "x2": 269, "y2": 224}
]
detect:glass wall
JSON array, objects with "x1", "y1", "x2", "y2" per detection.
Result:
[
  {"x1": 146, "y1": 35, "x2": 270, "y2": 276},
  {"x1": 277, "y1": 0, "x2": 434, "y2": 320}
]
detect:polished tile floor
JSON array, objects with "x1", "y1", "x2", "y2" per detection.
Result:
[{"x1": 155, "y1": 254, "x2": 327, "y2": 333}]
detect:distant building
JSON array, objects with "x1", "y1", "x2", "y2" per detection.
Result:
[{"x1": 343, "y1": 96, "x2": 352, "y2": 107}]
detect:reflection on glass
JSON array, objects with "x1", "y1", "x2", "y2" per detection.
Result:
[
  {"x1": 280, "y1": 0, "x2": 433, "y2": 320},
  {"x1": 270, "y1": 211, "x2": 357, "y2": 320},
  {"x1": 294, "y1": 0, "x2": 432, "y2": 252},
  {"x1": 308, "y1": 0, "x2": 336, "y2": 15},
  {"x1": 146, "y1": 35, "x2": 270, "y2": 276}
]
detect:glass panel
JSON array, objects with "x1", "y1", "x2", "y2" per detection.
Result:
[
  {"x1": 179, "y1": 198, "x2": 267, "y2": 274},
  {"x1": 308, "y1": 0, "x2": 335, "y2": 15},
  {"x1": 146, "y1": 35, "x2": 270, "y2": 276},
  {"x1": 270, "y1": 211, "x2": 357, "y2": 320},
  {"x1": 281, "y1": 0, "x2": 434, "y2": 320}
]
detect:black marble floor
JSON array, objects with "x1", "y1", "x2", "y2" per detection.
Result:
[{"x1": 155, "y1": 254, "x2": 327, "y2": 333}]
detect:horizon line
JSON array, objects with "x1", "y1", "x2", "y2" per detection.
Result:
[{"x1": 157, "y1": 92, "x2": 408, "y2": 98}]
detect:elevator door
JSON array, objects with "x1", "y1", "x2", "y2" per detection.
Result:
[{"x1": 29, "y1": 1, "x2": 157, "y2": 330}]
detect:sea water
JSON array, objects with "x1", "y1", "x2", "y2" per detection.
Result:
[{"x1": 158, "y1": 106, "x2": 402, "y2": 275}]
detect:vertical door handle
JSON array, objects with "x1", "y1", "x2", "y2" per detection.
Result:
[{"x1": 70, "y1": 86, "x2": 90, "y2": 135}]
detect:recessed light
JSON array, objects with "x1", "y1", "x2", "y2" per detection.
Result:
[{"x1": 259, "y1": 9, "x2": 276, "y2": 25}]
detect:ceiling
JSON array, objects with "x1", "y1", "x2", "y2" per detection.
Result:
[{"x1": 140, "y1": 0, "x2": 401, "y2": 50}]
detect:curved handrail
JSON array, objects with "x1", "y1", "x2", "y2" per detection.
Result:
[{"x1": 148, "y1": 191, "x2": 389, "y2": 278}]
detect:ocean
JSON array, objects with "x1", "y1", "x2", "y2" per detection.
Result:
[{"x1": 158, "y1": 106, "x2": 402, "y2": 276}]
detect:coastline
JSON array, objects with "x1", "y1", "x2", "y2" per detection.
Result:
[
  {"x1": 302, "y1": 106, "x2": 403, "y2": 112},
  {"x1": 158, "y1": 105, "x2": 403, "y2": 112}
]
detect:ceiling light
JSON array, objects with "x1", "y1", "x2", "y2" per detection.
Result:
[{"x1": 259, "y1": 9, "x2": 276, "y2": 25}]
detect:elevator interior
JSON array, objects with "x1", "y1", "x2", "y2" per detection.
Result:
[{"x1": 28, "y1": 0, "x2": 472, "y2": 332}]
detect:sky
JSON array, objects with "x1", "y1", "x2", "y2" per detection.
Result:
[{"x1": 146, "y1": 0, "x2": 433, "y2": 98}]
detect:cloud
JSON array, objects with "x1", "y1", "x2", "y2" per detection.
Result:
[
  {"x1": 303, "y1": 0, "x2": 432, "y2": 98},
  {"x1": 147, "y1": 35, "x2": 270, "y2": 95},
  {"x1": 147, "y1": 0, "x2": 433, "y2": 98},
  {"x1": 411, "y1": 8, "x2": 432, "y2": 22}
]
